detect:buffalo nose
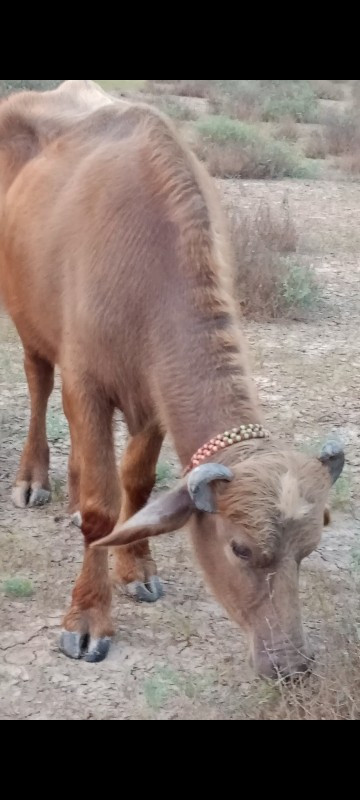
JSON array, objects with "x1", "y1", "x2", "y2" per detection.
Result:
[{"x1": 255, "y1": 651, "x2": 315, "y2": 680}]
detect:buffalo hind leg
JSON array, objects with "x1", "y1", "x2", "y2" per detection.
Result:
[
  {"x1": 12, "y1": 351, "x2": 54, "y2": 509},
  {"x1": 113, "y1": 427, "x2": 164, "y2": 603},
  {"x1": 60, "y1": 377, "x2": 120, "y2": 663}
]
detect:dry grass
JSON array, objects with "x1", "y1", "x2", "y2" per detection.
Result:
[
  {"x1": 304, "y1": 129, "x2": 328, "y2": 160},
  {"x1": 209, "y1": 82, "x2": 262, "y2": 122},
  {"x1": 343, "y1": 149, "x2": 360, "y2": 175},
  {"x1": 323, "y1": 109, "x2": 360, "y2": 155},
  {"x1": 231, "y1": 200, "x2": 322, "y2": 319},
  {"x1": 150, "y1": 81, "x2": 319, "y2": 123},
  {"x1": 254, "y1": 632, "x2": 360, "y2": 720},
  {"x1": 321, "y1": 108, "x2": 360, "y2": 173},
  {"x1": 208, "y1": 81, "x2": 319, "y2": 124},
  {"x1": 148, "y1": 80, "x2": 213, "y2": 98},
  {"x1": 275, "y1": 117, "x2": 299, "y2": 142},
  {"x1": 311, "y1": 80, "x2": 344, "y2": 101},
  {"x1": 352, "y1": 81, "x2": 360, "y2": 109},
  {"x1": 250, "y1": 570, "x2": 360, "y2": 720},
  {"x1": 154, "y1": 98, "x2": 196, "y2": 121}
]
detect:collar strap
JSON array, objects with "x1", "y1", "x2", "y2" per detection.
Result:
[{"x1": 185, "y1": 424, "x2": 270, "y2": 475}]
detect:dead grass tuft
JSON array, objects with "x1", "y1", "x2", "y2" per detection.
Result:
[
  {"x1": 275, "y1": 117, "x2": 299, "y2": 142},
  {"x1": 304, "y1": 129, "x2": 329, "y2": 160},
  {"x1": 312, "y1": 80, "x2": 344, "y2": 101},
  {"x1": 231, "y1": 200, "x2": 322, "y2": 319}
]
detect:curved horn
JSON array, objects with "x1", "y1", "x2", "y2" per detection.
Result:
[
  {"x1": 319, "y1": 440, "x2": 345, "y2": 485},
  {"x1": 187, "y1": 463, "x2": 234, "y2": 513}
]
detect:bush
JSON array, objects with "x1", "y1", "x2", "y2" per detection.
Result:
[
  {"x1": 209, "y1": 80, "x2": 318, "y2": 123},
  {"x1": 148, "y1": 80, "x2": 213, "y2": 98},
  {"x1": 231, "y1": 201, "x2": 321, "y2": 319},
  {"x1": 311, "y1": 80, "x2": 344, "y2": 101},
  {"x1": 304, "y1": 130, "x2": 328, "y2": 159},
  {"x1": 155, "y1": 98, "x2": 195, "y2": 121},
  {"x1": 323, "y1": 110, "x2": 360, "y2": 155},
  {"x1": 209, "y1": 80, "x2": 262, "y2": 121},
  {"x1": 275, "y1": 117, "x2": 299, "y2": 142},
  {"x1": 352, "y1": 81, "x2": 360, "y2": 110},
  {"x1": 196, "y1": 116, "x2": 316, "y2": 179},
  {"x1": 261, "y1": 80, "x2": 318, "y2": 123}
]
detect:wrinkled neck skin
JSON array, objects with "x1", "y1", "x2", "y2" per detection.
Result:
[{"x1": 165, "y1": 330, "x2": 264, "y2": 470}]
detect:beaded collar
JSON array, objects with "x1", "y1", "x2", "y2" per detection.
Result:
[{"x1": 184, "y1": 424, "x2": 270, "y2": 475}]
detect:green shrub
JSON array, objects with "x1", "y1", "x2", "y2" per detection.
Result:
[
  {"x1": 3, "y1": 577, "x2": 34, "y2": 598},
  {"x1": 196, "y1": 116, "x2": 317, "y2": 179}
]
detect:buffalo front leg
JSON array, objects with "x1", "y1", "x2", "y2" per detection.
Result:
[
  {"x1": 12, "y1": 351, "x2": 54, "y2": 509},
  {"x1": 113, "y1": 428, "x2": 164, "y2": 603},
  {"x1": 62, "y1": 385, "x2": 81, "y2": 522},
  {"x1": 60, "y1": 379, "x2": 120, "y2": 663}
]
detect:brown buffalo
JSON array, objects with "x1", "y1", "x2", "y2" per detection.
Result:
[{"x1": 0, "y1": 81, "x2": 344, "y2": 676}]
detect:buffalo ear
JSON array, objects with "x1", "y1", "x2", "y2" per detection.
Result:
[
  {"x1": 92, "y1": 486, "x2": 194, "y2": 548},
  {"x1": 92, "y1": 463, "x2": 235, "y2": 548}
]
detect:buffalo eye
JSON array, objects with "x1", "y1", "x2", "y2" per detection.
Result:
[{"x1": 231, "y1": 541, "x2": 252, "y2": 561}]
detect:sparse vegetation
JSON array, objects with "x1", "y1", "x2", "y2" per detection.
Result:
[
  {"x1": 231, "y1": 200, "x2": 321, "y2": 318},
  {"x1": 304, "y1": 130, "x2": 328, "y2": 160},
  {"x1": 320, "y1": 108, "x2": 360, "y2": 174},
  {"x1": 196, "y1": 116, "x2": 316, "y2": 179},
  {"x1": 47, "y1": 410, "x2": 68, "y2": 443},
  {"x1": 156, "y1": 461, "x2": 175, "y2": 489},
  {"x1": 275, "y1": 117, "x2": 299, "y2": 143},
  {"x1": 352, "y1": 81, "x2": 360, "y2": 109},
  {"x1": 3, "y1": 577, "x2": 34, "y2": 598},
  {"x1": 312, "y1": 80, "x2": 344, "y2": 101},
  {"x1": 252, "y1": 631, "x2": 360, "y2": 720},
  {"x1": 331, "y1": 472, "x2": 352, "y2": 510},
  {"x1": 148, "y1": 80, "x2": 213, "y2": 98},
  {"x1": 144, "y1": 666, "x2": 214, "y2": 711},
  {"x1": 0, "y1": 80, "x2": 63, "y2": 96},
  {"x1": 249, "y1": 568, "x2": 360, "y2": 720},
  {"x1": 155, "y1": 98, "x2": 195, "y2": 121},
  {"x1": 323, "y1": 110, "x2": 360, "y2": 156},
  {"x1": 207, "y1": 81, "x2": 318, "y2": 123}
]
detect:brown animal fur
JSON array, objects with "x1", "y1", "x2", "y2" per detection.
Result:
[{"x1": 0, "y1": 81, "x2": 342, "y2": 674}]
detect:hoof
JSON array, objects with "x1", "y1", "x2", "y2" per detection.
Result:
[
  {"x1": 126, "y1": 576, "x2": 164, "y2": 604},
  {"x1": 60, "y1": 630, "x2": 111, "y2": 663},
  {"x1": 12, "y1": 481, "x2": 51, "y2": 509},
  {"x1": 83, "y1": 637, "x2": 111, "y2": 663}
]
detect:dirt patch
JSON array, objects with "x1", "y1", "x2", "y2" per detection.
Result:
[{"x1": 1, "y1": 177, "x2": 359, "y2": 720}]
